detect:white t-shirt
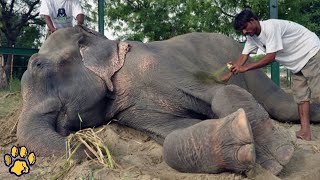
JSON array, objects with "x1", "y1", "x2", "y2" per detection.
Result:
[
  {"x1": 242, "y1": 19, "x2": 320, "y2": 73},
  {"x1": 40, "y1": 0, "x2": 84, "y2": 29}
]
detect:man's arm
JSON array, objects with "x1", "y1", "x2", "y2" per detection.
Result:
[
  {"x1": 233, "y1": 54, "x2": 250, "y2": 66},
  {"x1": 218, "y1": 54, "x2": 250, "y2": 82},
  {"x1": 76, "y1": 14, "x2": 85, "y2": 25},
  {"x1": 43, "y1": 15, "x2": 56, "y2": 33},
  {"x1": 231, "y1": 52, "x2": 276, "y2": 74}
]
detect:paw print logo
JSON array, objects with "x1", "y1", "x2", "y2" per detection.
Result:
[{"x1": 3, "y1": 146, "x2": 36, "y2": 177}]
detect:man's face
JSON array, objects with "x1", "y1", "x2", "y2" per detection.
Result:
[{"x1": 241, "y1": 19, "x2": 258, "y2": 36}]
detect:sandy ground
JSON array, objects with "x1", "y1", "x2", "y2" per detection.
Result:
[{"x1": 0, "y1": 92, "x2": 320, "y2": 180}]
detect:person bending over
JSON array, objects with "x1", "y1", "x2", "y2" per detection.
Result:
[{"x1": 229, "y1": 9, "x2": 320, "y2": 141}]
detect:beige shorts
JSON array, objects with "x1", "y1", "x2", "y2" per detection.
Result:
[{"x1": 292, "y1": 50, "x2": 320, "y2": 104}]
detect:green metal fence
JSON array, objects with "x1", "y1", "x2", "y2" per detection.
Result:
[{"x1": 0, "y1": 47, "x2": 38, "y2": 56}]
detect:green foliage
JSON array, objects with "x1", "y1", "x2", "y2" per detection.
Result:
[
  {"x1": 106, "y1": 0, "x2": 235, "y2": 41},
  {"x1": 82, "y1": 1, "x2": 98, "y2": 30},
  {"x1": 0, "y1": 0, "x2": 43, "y2": 47},
  {"x1": 0, "y1": 10, "x2": 2, "y2": 29},
  {"x1": 278, "y1": 0, "x2": 320, "y2": 36},
  {"x1": 16, "y1": 26, "x2": 42, "y2": 48},
  {"x1": 106, "y1": 0, "x2": 320, "y2": 41}
]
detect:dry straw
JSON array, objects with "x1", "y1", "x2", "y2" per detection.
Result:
[{"x1": 66, "y1": 126, "x2": 116, "y2": 169}]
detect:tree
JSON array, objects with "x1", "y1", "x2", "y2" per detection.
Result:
[
  {"x1": 0, "y1": 0, "x2": 43, "y2": 89},
  {"x1": 106, "y1": 0, "x2": 236, "y2": 41},
  {"x1": 0, "y1": 0, "x2": 42, "y2": 47},
  {"x1": 106, "y1": 0, "x2": 320, "y2": 41},
  {"x1": 278, "y1": 0, "x2": 320, "y2": 36},
  {"x1": 82, "y1": 1, "x2": 99, "y2": 30}
]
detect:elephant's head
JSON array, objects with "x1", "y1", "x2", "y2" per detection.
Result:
[{"x1": 17, "y1": 26, "x2": 130, "y2": 156}]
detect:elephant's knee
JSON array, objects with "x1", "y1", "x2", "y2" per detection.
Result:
[{"x1": 211, "y1": 85, "x2": 269, "y2": 122}]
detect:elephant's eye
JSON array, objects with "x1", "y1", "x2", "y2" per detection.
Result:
[{"x1": 31, "y1": 59, "x2": 43, "y2": 69}]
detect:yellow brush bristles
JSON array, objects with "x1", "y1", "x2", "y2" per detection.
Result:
[{"x1": 227, "y1": 63, "x2": 232, "y2": 70}]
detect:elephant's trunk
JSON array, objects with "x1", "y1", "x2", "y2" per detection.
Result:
[{"x1": 17, "y1": 98, "x2": 66, "y2": 157}]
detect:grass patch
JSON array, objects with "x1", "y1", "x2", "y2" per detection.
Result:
[
  {"x1": 0, "y1": 93, "x2": 21, "y2": 122},
  {"x1": 8, "y1": 78, "x2": 21, "y2": 92},
  {"x1": 0, "y1": 79, "x2": 22, "y2": 118},
  {"x1": 0, "y1": 78, "x2": 22, "y2": 94}
]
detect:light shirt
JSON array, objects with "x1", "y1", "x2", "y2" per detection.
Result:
[
  {"x1": 39, "y1": 0, "x2": 84, "y2": 29},
  {"x1": 242, "y1": 19, "x2": 320, "y2": 73}
]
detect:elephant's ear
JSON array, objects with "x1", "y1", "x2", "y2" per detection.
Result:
[{"x1": 77, "y1": 27, "x2": 130, "y2": 92}]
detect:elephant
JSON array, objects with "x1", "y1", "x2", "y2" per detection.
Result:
[{"x1": 17, "y1": 26, "x2": 320, "y2": 175}]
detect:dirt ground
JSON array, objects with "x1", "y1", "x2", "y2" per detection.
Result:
[{"x1": 0, "y1": 92, "x2": 320, "y2": 180}]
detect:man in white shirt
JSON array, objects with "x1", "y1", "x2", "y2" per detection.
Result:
[
  {"x1": 40, "y1": 0, "x2": 85, "y2": 35},
  {"x1": 229, "y1": 9, "x2": 320, "y2": 141}
]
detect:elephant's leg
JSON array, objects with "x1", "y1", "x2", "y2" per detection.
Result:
[
  {"x1": 211, "y1": 85, "x2": 294, "y2": 175},
  {"x1": 163, "y1": 109, "x2": 255, "y2": 174}
]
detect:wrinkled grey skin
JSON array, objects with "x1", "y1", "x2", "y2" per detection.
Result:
[{"x1": 17, "y1": 26, "x2": 320, "y2": 175}]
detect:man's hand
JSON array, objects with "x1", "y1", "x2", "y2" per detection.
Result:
[
  {"x1": 230, "y1": 53, "x2": 276, "y2": 74},
  {"x1": 230, "y1": 64, "x2": 248, "y2": 74},
  {"x1": 50, "y1": 28, "x2": 57, "y2": 33},
  {"x1": 76, "y1": 14, "x2": 85, "y2": 25}
]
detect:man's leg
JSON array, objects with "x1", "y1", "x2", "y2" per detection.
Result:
[
  {"x1": 296, "y1": 50, "x2": 320, "y2": 140},
  {"x1": 291, "y1": 71, "x2": 312, "y2": 141},
  {"x1": 296, "y1": 101, "x2": 311, "y2": 140}
]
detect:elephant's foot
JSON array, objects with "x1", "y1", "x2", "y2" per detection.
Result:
[
  {"x1": 163, "y1": 109, "x2": 255, "y2": 174},
  {"x1": 253, "y1": 119, "x2": 294, "y2": 175},
  {"x1": 211, "y1": 85, "x2": 295, "y2": 175}
]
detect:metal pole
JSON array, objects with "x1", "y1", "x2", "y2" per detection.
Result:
[
  {"x1": 269, "y1": 0, "x2": 280, "y2": 86},
  {"x1": 98, "y1": 0, "x2": 105, "y2": 35}
]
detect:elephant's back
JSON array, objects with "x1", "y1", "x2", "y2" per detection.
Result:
[
  {"x1": 145, "y1": 32, "x2": 242, "y2": 73},
  {"x1": 119, "y1": 33, "x2": 243, "y2": 86}
]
